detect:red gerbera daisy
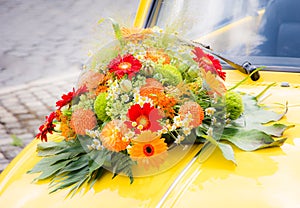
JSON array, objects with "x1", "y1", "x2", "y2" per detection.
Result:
[
  {"x1": 36, "y1": 111, "x2": 56, "y2": 142},
  {"x1": 108, "y1": 54, "x2": 142, "y2": 79},
  {"x1": 56, "y1": 85, "x2": 88, "y2": 110},
  {"x1": 192, "y1": 47, "x2": 226, "y2": 80},
  {"x1": 126, "y1": 103, "x2": 163, "y2": 133}
]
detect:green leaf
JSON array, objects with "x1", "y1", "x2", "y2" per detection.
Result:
[
  {"x1": 222, "y1": 128, "x2": 287, "y2": 151},
  {"x1": 230, "y1": 94, "x2": 290, "y2": 138},
  {"x1": 88, "y1": 168, "x2": 104, "y2": 189},
  {"x1": 49, "y1": 166, "x2": 89, "y2": 195},
  {"x1": 11, "y1": 134, "x2": 24, "y2": 147},
  {"x1": 110, "y1": 152, "x2": 135, "y2": 183},
  {"x1": 57, "y1": 155, "x2": 89, "y2": 175},
  {"x1": 218, "y1": 142, "x2": 236, "y2": 165},
  {"x1": 28, "y1": 154, "x2": 73, "y2": 174},
  {"x1": 34, "y1": 160, "x2": 71, "y2": 180},
  {"x1": 257, "y1": 138, "x2": 287, "y2": 149},
  {"x1": 27, "y1": 158, "x2": 51, "y2": 174},
  {"x1": 219, "y1": 94, "x2": 290, "y2": 152},
  {"x1": 29, "y1": 138, "x2": 109, "y2": 195},
  {"x1": 260, "y1": 124, "x2": 294, "y2": 137},
  {"x1": 68, "y1": 176, "x2": 90, "y2": 197},
  {"x1": 235, "y1": 94, "x2": 286, "y2": 126},
  {"x1": 88, "y1": 149, "x2": 108, "y2": 173},
  {"x1": 228, "y1": 67, "x2": 263, "y2": 91},
  {"x1": 97, "y1": 18, "x2": 105, "y2": 25},
  {"x1": 108, "y1": 18, "x2": 124, "y2": 46},
  {"x1": 37, "y1": 140, "x2": 86, "y2": 159},
  {"x1": 36, "y1": 141, "x2": 68, "y2": 156}
]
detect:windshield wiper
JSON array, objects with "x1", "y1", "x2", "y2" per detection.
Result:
[{"x1": 194, "y1": 42, "x2": 260, "y2": 81}]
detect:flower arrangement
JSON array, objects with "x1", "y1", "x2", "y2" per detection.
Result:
[{"x1": 28, "y1": 22, "x2": 291, "y2": 195}]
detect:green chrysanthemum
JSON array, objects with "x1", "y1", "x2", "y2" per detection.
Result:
[
  {"x1": 157, "y1": 64, "x2": 182, "y2": 86},
  {"x1": 94, "y1": 92, "x2": 109, "y2": 122},
  {"x1": 225, "y1": 91, "x2": 244, "y2": 120}
]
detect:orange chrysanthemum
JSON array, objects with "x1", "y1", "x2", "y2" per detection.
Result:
[
  {"x1": 179, "y1": 101, "x2": 204, "y2": 128},
  {"x1": 55, "y1": 110, "x2": 75, "y2": 140},
  {"x1": 70, "y1": 108, "x2": 97, "y2": 135},
  {"x1": 128, "y1": 131, "x2": 168, "y2": 170},
  {"x1": 140, "y1": 88, "x2": 176, "y2": 118},
  {"x1": 100, "y1": 120, "x2": 130, "y2": 152},
  {"x1": 121, "y1": 27, "x2": 153, "y2": 42},
  {"x1": 145, "y1": 50, "x2": 171, "y2": 64},
  {"x1": 94, "y1": 73, "x2": 111, "y2": 96},
  {"x1": 78, "y1": 70, "x2": 105, "y2": 92},
  {"x1": 61, "y1": 119, "x2": 75, "y2": 140}
]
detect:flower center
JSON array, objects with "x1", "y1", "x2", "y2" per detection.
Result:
[
  {"x1": 143, "y1": 144, "x2": 155, "y2": 156},
  {"x1": 202, "y1": 57, "x2": 213, "y2": 65},
  {"x1": 136, "y1": 115, "x2": 150, "y2": 130},
  {"x1": 118, "y1": 62, "x2": 132, "y2": 70}
]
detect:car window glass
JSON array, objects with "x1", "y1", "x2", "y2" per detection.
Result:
[{"x1": 156, "y1": 0, "x2": 300, "y2": 59}]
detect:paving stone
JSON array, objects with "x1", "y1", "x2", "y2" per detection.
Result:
[
  {"x1": 0, "y1": 152, "x2": 5, "y2": 160},
  {"x1": 18, "y1": 93, "x2": 35, "y2": 103},
  {"x1": 17, "y1": 133, "x2": 34, "y2": 140},
  {"x1": 9, "y1": 128, "x2": 28, "y2": 135},
  {"x1": 9, "y1": 107, "x2": 29, "y2": 115},
  {"x1": 0, "y1": 115, "x2": 18, "y2": 123},
  {"x1": 24, "y1": 120, "x2": 43, "y2": 129},
  {"x1": 20, "y1": 97, "x2": 39, "y2": 105},
  {"x1": 0, "y1": 128, "x2": 6, "y2": 134},
  {"x1": 2, "y1": 97, "x2": 19, "y2": 103},
  {"x1": 5, "y1": 123, "x2": 22, "y2": 130},
  {"x1": 2, "y1": 103, "x2": 26, "y2": 112},
  {"x1": 0, "y1": 145, "x2": 23, "y2": 160},
  {"x1": 0, "y1": 137, "x2": 12, "y2": 146},
  {"x1": 16, "y1": 113, "x2": 36, "y2": 120},
  {"x1": 0, "y1": 160, "x2": 10, "y2": 173}
]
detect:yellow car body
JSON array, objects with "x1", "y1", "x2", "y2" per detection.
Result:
[{"x1": 1, "y1": 0, "x2": 300, "y2": 207}]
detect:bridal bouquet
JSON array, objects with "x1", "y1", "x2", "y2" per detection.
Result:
[{"x1": 28, "y1": 22, "x2": 290, "y2": 195}]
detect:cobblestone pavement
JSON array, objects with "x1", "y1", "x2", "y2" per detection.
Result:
[
  {"x1": 0, "y1": 73, "x2": 79, "y2": 172},
  {"x1": 0, "y1": 0, "x2": 139, "y2": 173}
]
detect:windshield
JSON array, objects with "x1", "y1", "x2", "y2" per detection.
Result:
[{"x1": 155, "y1": 0, "x2": 300, "y2": 70}]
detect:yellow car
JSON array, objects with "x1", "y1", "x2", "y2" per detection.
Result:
[{"x1": 1, "y1": 0, "x2": 300, "y2": 207}]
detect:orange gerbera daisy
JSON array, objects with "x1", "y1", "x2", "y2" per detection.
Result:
[
  {"x1": 128, "y1": 131, "x2": 168, "y2": 170},
  {"x1": 100, "y1": 120, "x2": 130, "y2": 152},
  {"x1": 178, "y1": 101, "x2": 205, "y2": 128},
  {"x1": 145, "y1": 49, "x2": 171, "y2": 64}
]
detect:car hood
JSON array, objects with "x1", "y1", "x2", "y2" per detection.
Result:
[{"x1": 1, "y1": 70, "x2": 300, "y2": 207}]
